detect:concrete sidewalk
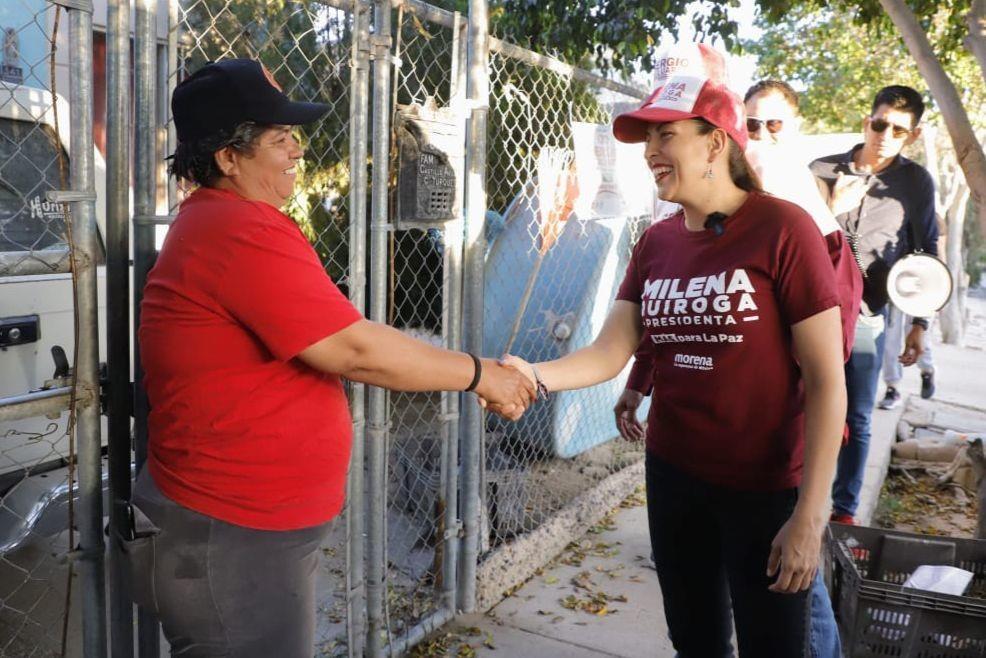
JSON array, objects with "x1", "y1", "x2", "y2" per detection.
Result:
[
  {"x1": 454, "y1": 298, "x2": 986, "y2": 657},
  {"x1": 458, "y1": 498, "x2": 672, "y2": 658}
]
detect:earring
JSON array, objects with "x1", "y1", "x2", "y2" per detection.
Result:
[{"x1": 704, "y1": 166, "x2": 714, "y2": 180}]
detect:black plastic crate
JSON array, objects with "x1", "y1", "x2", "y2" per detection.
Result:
[{"x1": 827, "y1": 523, "x2": 986, "y2": 657}]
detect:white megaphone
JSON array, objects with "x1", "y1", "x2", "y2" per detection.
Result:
[{"x1": 886, "y1": 253, "x2": 953, "y2": 317}]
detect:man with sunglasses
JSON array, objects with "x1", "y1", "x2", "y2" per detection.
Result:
[
  {"x1": 810, "y1": 85, "x2": 938, "y2": 525},
  {"x1": 744, "y1": 80, "x2": 797, "y2": 144},
  {"x1": 743, "y1": 80, "x2": 844, "y2": 238}
]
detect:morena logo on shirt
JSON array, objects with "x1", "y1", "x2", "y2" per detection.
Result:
[{"x1": 673, "y1": 353, "x2": 714, "y2": 370}]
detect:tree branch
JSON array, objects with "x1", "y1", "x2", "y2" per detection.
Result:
[
  {"x1": 878, "y1": 0, "x2": 986, "y2": 237},
  {"x1": 966, "y1": 0, "x2": 986, "y2": 88}
]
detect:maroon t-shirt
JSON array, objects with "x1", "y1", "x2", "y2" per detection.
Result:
[
  {"x1": 626, "y1": 229, "x2": 862, "y2": 393},
  {"x1": 617, "y1": 192, "x2": 839, "y2": 490}
]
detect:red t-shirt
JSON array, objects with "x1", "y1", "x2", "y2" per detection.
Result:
[
  {"x1": 827, "y1": 230, "x2": 864, "y2": 361},
  {"x1": 139, "y1": 187, "x2": 363, "y2": 530},
  {"x1": 616, "y1": 192, "x2": 840, "y2": 490}
]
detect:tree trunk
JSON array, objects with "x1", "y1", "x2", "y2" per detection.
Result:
[
  {"x1": 941, "y1": 185, "x2": 970, "y2": 345},
  {"x1": 967, "y1": 0, "x2": 986, "y2": 88},
  {"x1": 920, "y1": 124, "x2": 946, "y2": 215},
  {"x1": 920, "y1": 125, "x2": 967, "y2": 344},
  {"x1": 879, "y1": 0, "x2": 986, "y2": 239}
]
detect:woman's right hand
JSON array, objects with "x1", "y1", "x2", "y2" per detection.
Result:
[
  {"x1": 497, "y1": 354, "x2": 537, "y2": 388},
  {"x1": 477, "y1": 354, "x2": 538, "y2": 422}
]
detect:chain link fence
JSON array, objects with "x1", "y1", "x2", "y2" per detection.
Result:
[
  {"x1": 475, "y1": 29, "x2": 651, "y2": 604},
  {"x1": 0, "y1": 0, "x2": 92, "y2": 655},
  {"x1": 378, "y1": 7, "x2": 463, "y2": 648},
  {"x1": 0, "y1": 0, "x2": 651, "y2": 655},
  {"x1": 373, "y1": 0, "x2": 653, "y2": 642},
  {"x1": 0, "y1": 1, "x2": 72, "y2": 278}
]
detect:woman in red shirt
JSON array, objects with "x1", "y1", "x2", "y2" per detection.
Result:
[
  {"x1": 123, "y1": 58, "x2": 533, "y2": 658},
  {"x1": 502, "y1": 74, "x2": 847, "y2": 656}
]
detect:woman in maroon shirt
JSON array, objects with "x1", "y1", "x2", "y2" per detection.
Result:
[{"x1": 502, "y1": 74, "x2": 847, "y2": 656}]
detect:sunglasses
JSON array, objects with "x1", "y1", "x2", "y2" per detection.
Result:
[
  {"x1": 746, "y1": 117, "x2": 784, "y2": 134},
  {"x1": 869, "y1": 117, "x2": 912, "y2": 138}
]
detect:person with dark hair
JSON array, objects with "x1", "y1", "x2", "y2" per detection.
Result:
[
  {"x1": 811, "y1": 84, "x2": 938, "y2": 524},
  {"x1": 876, "y1": 84, "x2": 926, "y2": 122},
  {"x1": 743, "y1": 79, "x2": 801, "y2": 133},
  {"x1": 503, "y1": 70, "x2": 848, "y2": 656},
  {"x1": 121, "y1": 58, "x2": 534, "y2": 658},
  {"x1": 168, "y1": 121, "x2": 274, "y2": 188},
  {"x1": 615, "y1": 76, "x2": 860, "y2": 657},
  {"x1": 615, "y1": 79, "x2": 861, "y2": 439}
]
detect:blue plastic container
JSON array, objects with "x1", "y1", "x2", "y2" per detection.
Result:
[{"x1": 484, "y1": 191, "x2": 651, "y2": 458}]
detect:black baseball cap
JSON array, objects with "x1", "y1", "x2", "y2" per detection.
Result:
[{"x1": 171, "y1": 58, "x2": 329, "y2": 142}]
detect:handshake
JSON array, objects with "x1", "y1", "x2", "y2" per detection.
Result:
[{"x1": 472, "y1": 354, "x2": 540, "y2": 421}]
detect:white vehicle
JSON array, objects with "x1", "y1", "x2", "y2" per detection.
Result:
[{"x1": 0, "y1": 81, "x2": 110, "y2": 554}]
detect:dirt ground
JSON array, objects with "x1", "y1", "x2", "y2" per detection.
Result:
[
  {"x1": 873, "y1": 392, "x2": 985, "y2": 540},
  {"x1": 874, "y1": 464, "x2": 979, "y2": 537}
]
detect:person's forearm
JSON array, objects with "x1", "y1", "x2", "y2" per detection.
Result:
[
  {"x1": 330, "y1": 321, "x2": 477, "y2": 392},
  {"x1": 536, "y1": 342, "x2": 632, "y2": 392},
  {"x1": 795, "y1": 372, "x2": 847, "y2": 523},
  {"x1": 532, "y1": 300, "x2": 641, "y2": 392},
  {"x1": 626, "y1": 357, "x2": 654, "y2": 395}
]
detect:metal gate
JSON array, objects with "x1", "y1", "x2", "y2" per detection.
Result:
[
  {"x1": 0, "y1": 0, "x2": 104, "y2": 656},
  {"x1": 0, "y1": 0, "x2": 650, "y2": 655}
]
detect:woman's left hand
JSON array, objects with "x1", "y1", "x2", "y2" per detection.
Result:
[{"x1": 766, "y1": 512, "x2": 824, "y2": 594}]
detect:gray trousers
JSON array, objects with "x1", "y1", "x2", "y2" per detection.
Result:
[
  {"x1": 882, "y1": 303, "x2": 934, "y2": 385},
  {"x1": 118, "y1": 469, "x2": 330, "y2": 658}
]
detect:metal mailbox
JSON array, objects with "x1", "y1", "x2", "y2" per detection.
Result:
[{"x1": 395, "y1": 101, "x2": 464, "y2": 227}]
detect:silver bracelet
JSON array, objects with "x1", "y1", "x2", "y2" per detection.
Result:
[{"x1": 529, "y1": 365, "x2": 549, "y2": 401}]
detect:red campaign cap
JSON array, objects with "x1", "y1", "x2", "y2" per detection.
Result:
[{"x1": 613, "y1": 74, "x2": 748, "y2": 151}]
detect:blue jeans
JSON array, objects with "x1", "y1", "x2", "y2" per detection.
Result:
[
  {"x1": 810, "y1": 569, "x2": 841, "y2": 657},
  {"x1": 833, "y1": 313, "x2": 886, "y2": 517}
]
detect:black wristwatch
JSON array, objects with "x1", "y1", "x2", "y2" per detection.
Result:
[{"x1": 911, "y1": 317, "x2": 930, "y2": 330}]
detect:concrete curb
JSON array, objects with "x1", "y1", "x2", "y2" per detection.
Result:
[
  {"x1": 856, "y1": 397, "x2": 907, "y2": 525},
  {"x1": 475, "y1": 460, "x2": 644, "y2": 611}
]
